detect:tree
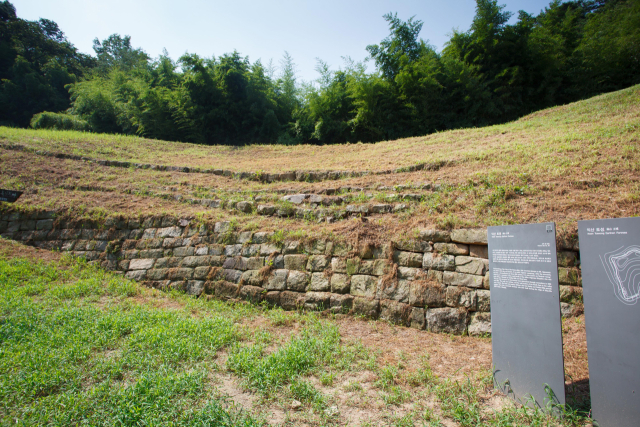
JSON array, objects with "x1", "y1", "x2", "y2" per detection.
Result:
[{"x1": 366, "y1": 13, "x2": 426, "y2": 81}]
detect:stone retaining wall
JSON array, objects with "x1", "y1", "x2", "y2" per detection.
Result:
[{"x1": 0, "y1": 210, "x2": 583, "y2": 335}]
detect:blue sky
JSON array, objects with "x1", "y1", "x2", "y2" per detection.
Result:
[{"x1": 13, "y1": 0, "x2": 554, "y2": 82}]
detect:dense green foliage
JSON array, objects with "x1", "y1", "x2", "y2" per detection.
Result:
[{"x1": 1, "y1": 0, "x2": 638, "y2": 144}]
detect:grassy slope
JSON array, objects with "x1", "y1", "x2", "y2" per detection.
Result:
[
  {"x1": 0, "y1": 85, "x2": 638, "y2": 243},
  {"x1": 1, "y1": 85, "x2": 638, "y2": 175},
  {"x1": 0, "y1": 238, "x2": 590, "y2": 426}
]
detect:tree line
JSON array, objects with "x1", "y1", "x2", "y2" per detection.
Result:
[{"x1": 1, "y1": 0, "x2": 638, "y2": 145}]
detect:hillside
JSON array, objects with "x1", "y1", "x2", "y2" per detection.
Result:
[{"x1": 1, "y1": 85, "x2": 639, "y2": 243}]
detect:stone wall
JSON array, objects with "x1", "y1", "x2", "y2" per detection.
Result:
[{"x1": 0, "y1": 210, "x2": 583, "y2": 335}]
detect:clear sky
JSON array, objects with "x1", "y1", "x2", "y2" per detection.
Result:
[{"x1": 12, "y1": 0, "x2": 553, "y2": 83}]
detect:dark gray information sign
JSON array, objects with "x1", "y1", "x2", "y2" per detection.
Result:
[
  {"x1": 578, "y1": 218, "x2": 640, "y2": 427},
  {"x1": 488, "y1": 223, "x2": 565, "y2": 409},
  {"x1": 0, "y1": 189, "x2": 22, "y2": 203}
]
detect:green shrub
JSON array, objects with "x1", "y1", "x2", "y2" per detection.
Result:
[{"x1": 30, "y1": 112, "x2": 91, "y2": 132}]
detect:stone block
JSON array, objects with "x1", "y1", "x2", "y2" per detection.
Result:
[
  {"x1": 560, "y1": 285, "x2": 583, "y2": 304},
  {"x1": 163, "y1": 238, "x2": 183, "y2": 248},
  {"x1": 264, "y1": 291, "x2": 280, "y2": 307},
  {"x1": 147, "y1": 268, "x2": 168, "y2": 280},
  {"x1": 138, "y1": 249, "x2": 164, "y2": 259},
  {"x1": 309, "y1": 272, "x2": 330, "y2": 291},
  {"x1": 236, "y1": 201, "x2": 254, "y2": 213},
  {"x1": 125, "y1": 270, "x2": 147, "y2": 281},
  {"x1": 224, "y1": 244, "x2": 243, "y2": 257},
  {"x1": 157, "y1": 226, "x2": 183, "y2": 238},
  {"x1": 352, "y1": 297, "x2": 379, "y2": 319},
  {"x1": 446, "y1": 287, "x2": 477, "y2": 310},
  {"x1": 394, "y1": 251, "x2": 423, "y2": 267},
  {"x1": 186, "y1": 280, "x2": 205, "y2": 296},
  {"x1": 468, "y1": 313, "x2": 491, "y2": 336},
  {"x1": 394, "y1": 240, "x2": 432, "y2": 253},
  {"x1": 469, "y1": 245, "x2": 488, "y2": 259},
  {"x1": 477, "y1": 290, "x2": 491, "y2": 312},
  {"x1": 331, "y1": 273, "x2": 350, "y2": 294},
  {"x1": 240, "y1": 285, "x2": 264, "y2": 304},
  {"x1": 330, "y1": 294, "x2": 354, "y2": 313},
  {"x1": 20, "y1": 220, "x2": 36, "y2": 231},
  {"x1": 241, "y1": 245, "x2": 261, "y2": 259},
  {"x1": 331, "y1": 257, "x2": 347, "y2": 273},
  {"x1": 560, "y1": 302, "x2": 580, "y2": 318},
  {"x1": 307, "y1": 255, "x2": 330, "y2": 272},
  {"x1": 410, "y1": 307, "x2": 426, "y2": 330},
  {"x1": 377, "y1": 278, "x2": 410, "y2": 303},
  {"x1": 380, "y1": 300, "x2": 411, "y2": 326},
  {"x1": 303, "y1": 292, "x2": 331, "y2": 311},
  {"x1": 209, "y1": 244, "x2": 225, "y2": 256},
  {"x1": 241, "y1": 270, "x2": 263, "y2": 287},
  {"x1": 350, "y1": 275, "x2": 377, "y2": 298},
  {"x1": 305, "y1": 239, "x2": 329, "y2": 255},
  {"x1": 36, "y1": 219, "x2": 53, "y2": 230},
  {"x1": 397, "y1": 267, "x2": 420, "y2": 280},
  {"x1": 251, "y1": 231, "x2": 274, "y2": 244},
  {"x1": 284, "y1": 254, "x2": 308, "y2": 271},
  {"x1": 260, "y1": 243, "x2": 280, "y2": 256},
  {"x1": 409, "y1": 281, "x2": 446, "y2": 307},
  {"x1": 214, "y1": 221, "x2": 232, "y2": 233},
  {"x1": 419, "y1": 229, "x2": 451, "y2": 242},
  {"x1": 181, "y1": 256, "x2": 210, "y2": 268},
  {"x1": 557, "y1": 251, "x2": 578, "y2": 267},
  {"x1": 283, "y1": 240, "x2": 302, "y2": 254},
  {"x1": 455, "y1": 256, "x2": 488, "y2": 276},
  {"x1": 370, "y1": 204, "x2": 391, "y2": 214},
  {"x1": 195, "y1": 246, "x2": 208, "y2": 256},
  {"x1": 265, "y1": 269, "x2": 288, "y2": 291},
  {"x1": 194, "y1": 266, "x2": 211, "y2": 280},
  {"x1": 558, "y1": 267, "x2": 581, "y2": 286},
  {"x1": 333, "y1": 242, "x2": 352, "y2": 257},
  {"x1": 434, "y1": 243, "x2": 469, "y2": 256},
  {"x1": 280, "y1": 291, "x2": 303, "y2": 310},
  {"x1": 215, "y1": 281, "x2": 239, "y2": 299},
  {"x1": 137, "y1": 238, "x2": 163, "y2": 249},
  {"x1": 346, "y1": 257, "x2": 361, "y2": 275},
  {"x1": 426, "y1": 308, "x2": 468, "y2": 335},
  {"x1": 483, "y1": 271, "x2": 490, "y2": 289},
  {"x1": 141, "y1": 229, "x2": 156, "y2": 239},
  {"x1": 443, "y1": 271, "x2": 484, "y2": 288},
  {"x1": 129, "y1": 258, "x2": 155, "y2": 270},
  {"x1": 6, "y1": 222, "x2": 20, "y2": 233},
  {"x1": 272, "y1": 254, "x2": 284, "y2": 269},
  {"x1": 423, "y1": 253, "x2": 455, "y2": 271},
  {"x1": 287, "y1": 270, "x2": 309, "y2": 291},
  {"x1": 168, "y1": 268, "x2": 194, "y2": 280},
  {"x1": 451, "y1": 229, "x2": 487, "y2": 245},
  {"x1": 173, "y1": 246, "x2": 195, "y2": 257},
  {"x1": 257, "y1": 205, "x2": 276, "y2": 215}
]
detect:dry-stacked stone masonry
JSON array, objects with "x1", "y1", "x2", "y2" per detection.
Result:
[{"x1": 0, "y1": 209, "x2": 583, "y2": 335}]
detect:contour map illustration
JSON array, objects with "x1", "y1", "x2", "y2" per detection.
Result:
[{"x1": 601, "y1": 245, "x2": 640, "y2": 305}]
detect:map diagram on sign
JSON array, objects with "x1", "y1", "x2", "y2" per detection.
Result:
[{"x1": 601, "y1": 245, "x2": 640, "y2": 305}]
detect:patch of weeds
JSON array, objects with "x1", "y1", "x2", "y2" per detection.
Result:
[
  {"x1": 344, "y1": 380, "x2": 362, "y2": 392},
  {"x1": 407, "y1": 356, "x2": 436, "y2": 387},
  {"x1": 319, "y1": 371, "x2": 336, "y2": 386},
  {"x1": 226, "y1": 320, "x2": 342, "y2": 394},
  {"x1": 288, "y1": 378, "x2": 326, "y2": 409},
  {"x1": 375, "y1": 365, "x2": 399, "y2": 390},
  {"x1": 382, "y1": 385, "x2": 410, "y2": 405}
]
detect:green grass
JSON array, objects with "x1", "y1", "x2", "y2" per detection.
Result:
[{"x1": 0, "y1": 255, "x2": 264, "y2": 426}]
